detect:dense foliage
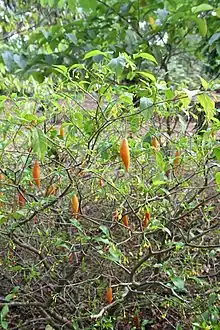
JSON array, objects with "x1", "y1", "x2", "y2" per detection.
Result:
[{"x1": 0, "y1": 0, "x2": 220, "y2": 329}]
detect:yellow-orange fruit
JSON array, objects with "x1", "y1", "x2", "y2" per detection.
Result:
[
  {"x1": 143, "y1": 211, "x2": 150, "y2": 228},
  {"x1": 60, "y1": 127, "x2": 65, "y2": 139},
  {"x1": 45, "y1": 184, "x2": 58, "y2": 197},
  {"x1": 33, "y1": 161, "x2": 40, "y2": 188},
  {"x1": 122, "y1": 215, "x2": 129, "y2": 227},
  {"x1": 0, "y1": 173, "x2": 4, "y2": 180},
  {"x1": 71, "y1": 195, "x2": 79, "y2": 215},
  {"x1": 152, "y1": 136, "x2": 160, "y2": 152},
  {"x1": 120, "y1": 138, "x2": 130, "y2": 172},
  {"x1": 18, "y1": 192, "x2": 25, "y2": 208},
  {"x1": 0, "y1": 191, "x2": 4, "y2": 207},
  {"x1": 100, "y1": 178, "x2": 105, "y2": 187},
  {"x1": 106, "y1": 287, "x2": 113, "y2": 304},
  {"x1": 174, "y1": 150, "x2": 181, "y2": 167}
]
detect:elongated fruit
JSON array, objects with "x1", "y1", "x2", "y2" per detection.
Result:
[
  {"x1": 120, "y1": 138, "x2": 130, "y2": 172},
  {"x1": 0, "y1": 191, "x2": 4, "y2": 207},
  {"x1": 152, "y1": 136, "x2": 160, "y2": 152},
  {"x1": 33, "y1": 161, "x2": 40, "y2": 188},
  {"x1": 60, "y1": 126, "x2": 64, "y2": 139},
  {"x1": 18, "y1": 192, "x2": 25, "y2": 208},
  {"x1": 122, "y1": 215, "x2": 129, "y2": 227},
  {"x1": 174, "y1": 150, "x2": 181, "y2": 167},
  {"x1": 0, "y1": 173, "x2": 4, "y2": 181},
  {"x1": 100, "y1": 178, "x2": 105, "y2": 187},
  {"x1": 143, "y1": 211, "x2": 150, "y2": 228},
  {"x1": 71, "y1": 195, "x2": 79, "y2": 215},
  {"x1": 106, "y1": 287, "x2": 113, "y2": 304}
]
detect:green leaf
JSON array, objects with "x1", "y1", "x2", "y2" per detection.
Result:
[
  {"x1": 192, "y1": 4, "x2": 213, "y2": 14},
  {"x1": 209, "y1": 33, "x2": 220, "y2": 45},
  {"x1": 108, "y1": 246, "x2": 121, "y2": 263},
  {"x1": 109, "y1": 56, "x2": 126, "y2": 79},
  {"x1": 140, "y1": 97, "x2": 153, "y2": 120},
  {"x1": 70, "y1": 218, "x2": 83, "y2": 232},
  {"x1": 1, "y1": 320, "x2": 8, "y2": 330},
  {"x1": 213, "y1": 147, "x2": 220, "y2": 161},
  {"x1": 138, "y1": 71, "x2": 156, "y2": 82},
  {"x1": 31, "y1": 72, "x2": 45, "y2": 83},
  {"x1": 31, "y1": 128, "x2": 48, "y2": 161},
  {"x1": 1, "y1": 304, "x2": 9, "y2": 319},
  {"x1": 152, "y1": 176, "x2": 167, "y2": 186},
  {"x1": 134, "y1": 52, "x2": 158, "y2": 64},
  {"x1": 196, "y1": 18, "x2": 207, "y2": 37},
  {"x1": 0, "y1": 215, "x2": 7, "y2": 225},
  {"x1": 215, "y1": 172, "x2": 220, "y2": 186},
  {"x1": 99, "y1": 225, "x2": 109, "y2": 237},
  {"x1": 40, "y1": 0, "x2": 47, "y2": 6},
  {"x1": 67, "y1": 0, "x2": 76, "y2": 12},
  {"x1": 171, "y1": 277, "x2": 185, "y2": 291},
  {"x1": 216, "y1": 8, "x2": 220, "y2": 18},
  {"x1": 199, "y1": 76, "x2": 208, "y2": 90},
  {"x1": 84, "y1": 50, "x2": 107, "y2": 60},
  {"x1": 79, "y1": 0, "x2": 97, "y2": 11},
  {"x1": 197, "y1": 94, "x2": 215, "y2": 120},
  {"x1": 48, "y1": 0, "x2": 55, "y2": 6},
  {"x1": 155, "y1": 152, "x2": 165, "y2": 170},
  {"x1": 13, "y1": 54, "x2": 27, "y2": 69},
  {"x1": 52, "y1": 65, "x2": 68, "y2": 75}
]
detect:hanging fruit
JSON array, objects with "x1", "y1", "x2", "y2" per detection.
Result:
[
  {"x1": 106, "y1": 287, "x2": 113, "y2": 304},
  {"x1": 33, "y1": 161, "x2": 40, "y2": 188},
  {"x1": 152, "y1": 136, "x2": 160, "y2": 152},
  {"x1": 100, "y1": 177, "x2": 105, "y2": 187},
  {"x1": 71, "y1": 195, "x2": 79, "y2": 216},
  {"x1": 18, "y1": 192, "x2": 25, "y2": 208},
  {"x1": 143, "y1": 211, "x2": 150, "y2": 228},
  {"x1": 60, "y1": 126, "x2": 65, "y2": 139},
  {"x1": 122, "y1": 215, "x2": 129, "y2": 227},
  {"x1": 0, "y1": 191, "x2": 4, "y2": 207},
  {"x1": 120, "y1": 138, "x2": 130, "y2": 172}
]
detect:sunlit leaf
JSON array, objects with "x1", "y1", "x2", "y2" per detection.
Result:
[
  {"x1": 138, "y1": 71, "x2": 156, "y2": 82},
  {"x1": 84, "y1": 50, "x2": 107, "y2": 60},
  {"x1": 192, "y1": 4, "x2": 213, "y2": 14},
  {"x1": 134, "y1": 52, "x2": 158, "y2": 64},
  {"x1": 31, "y1": 128, "x2": 48, "y2": 161}
]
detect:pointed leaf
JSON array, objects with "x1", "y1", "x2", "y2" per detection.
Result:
[
  {"x1": 31, "y1": 128, "x2": 48, "y2": 161},
  {"x1": 1, "y1": 304, "x2": 9, "y2": 318},
  {"x1": 84, "y1": 50, "x2": 107, "y2": 60},
  {"x1": 192, "y1": 4, "x2": 213, "y2": 14},
  {"x1": 109, "y1": 56, "x2": 126, "y2": 78},
  {"x1": 197, "y1": 94, "x2": 215, "y2": 120},
  {"x1": 138, "y1": 71, "x2": 156, "y2": 82},
  {"x1": 215, "y1": 172, "x2": 220, "y2": 187},
  {"x1": 134, "y1": 52, "x2": 158, "y2": 64}
]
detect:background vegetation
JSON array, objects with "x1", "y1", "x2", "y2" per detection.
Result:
[{"x1": 0, "y1": 0, "x2": 220, "y2": 329}]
